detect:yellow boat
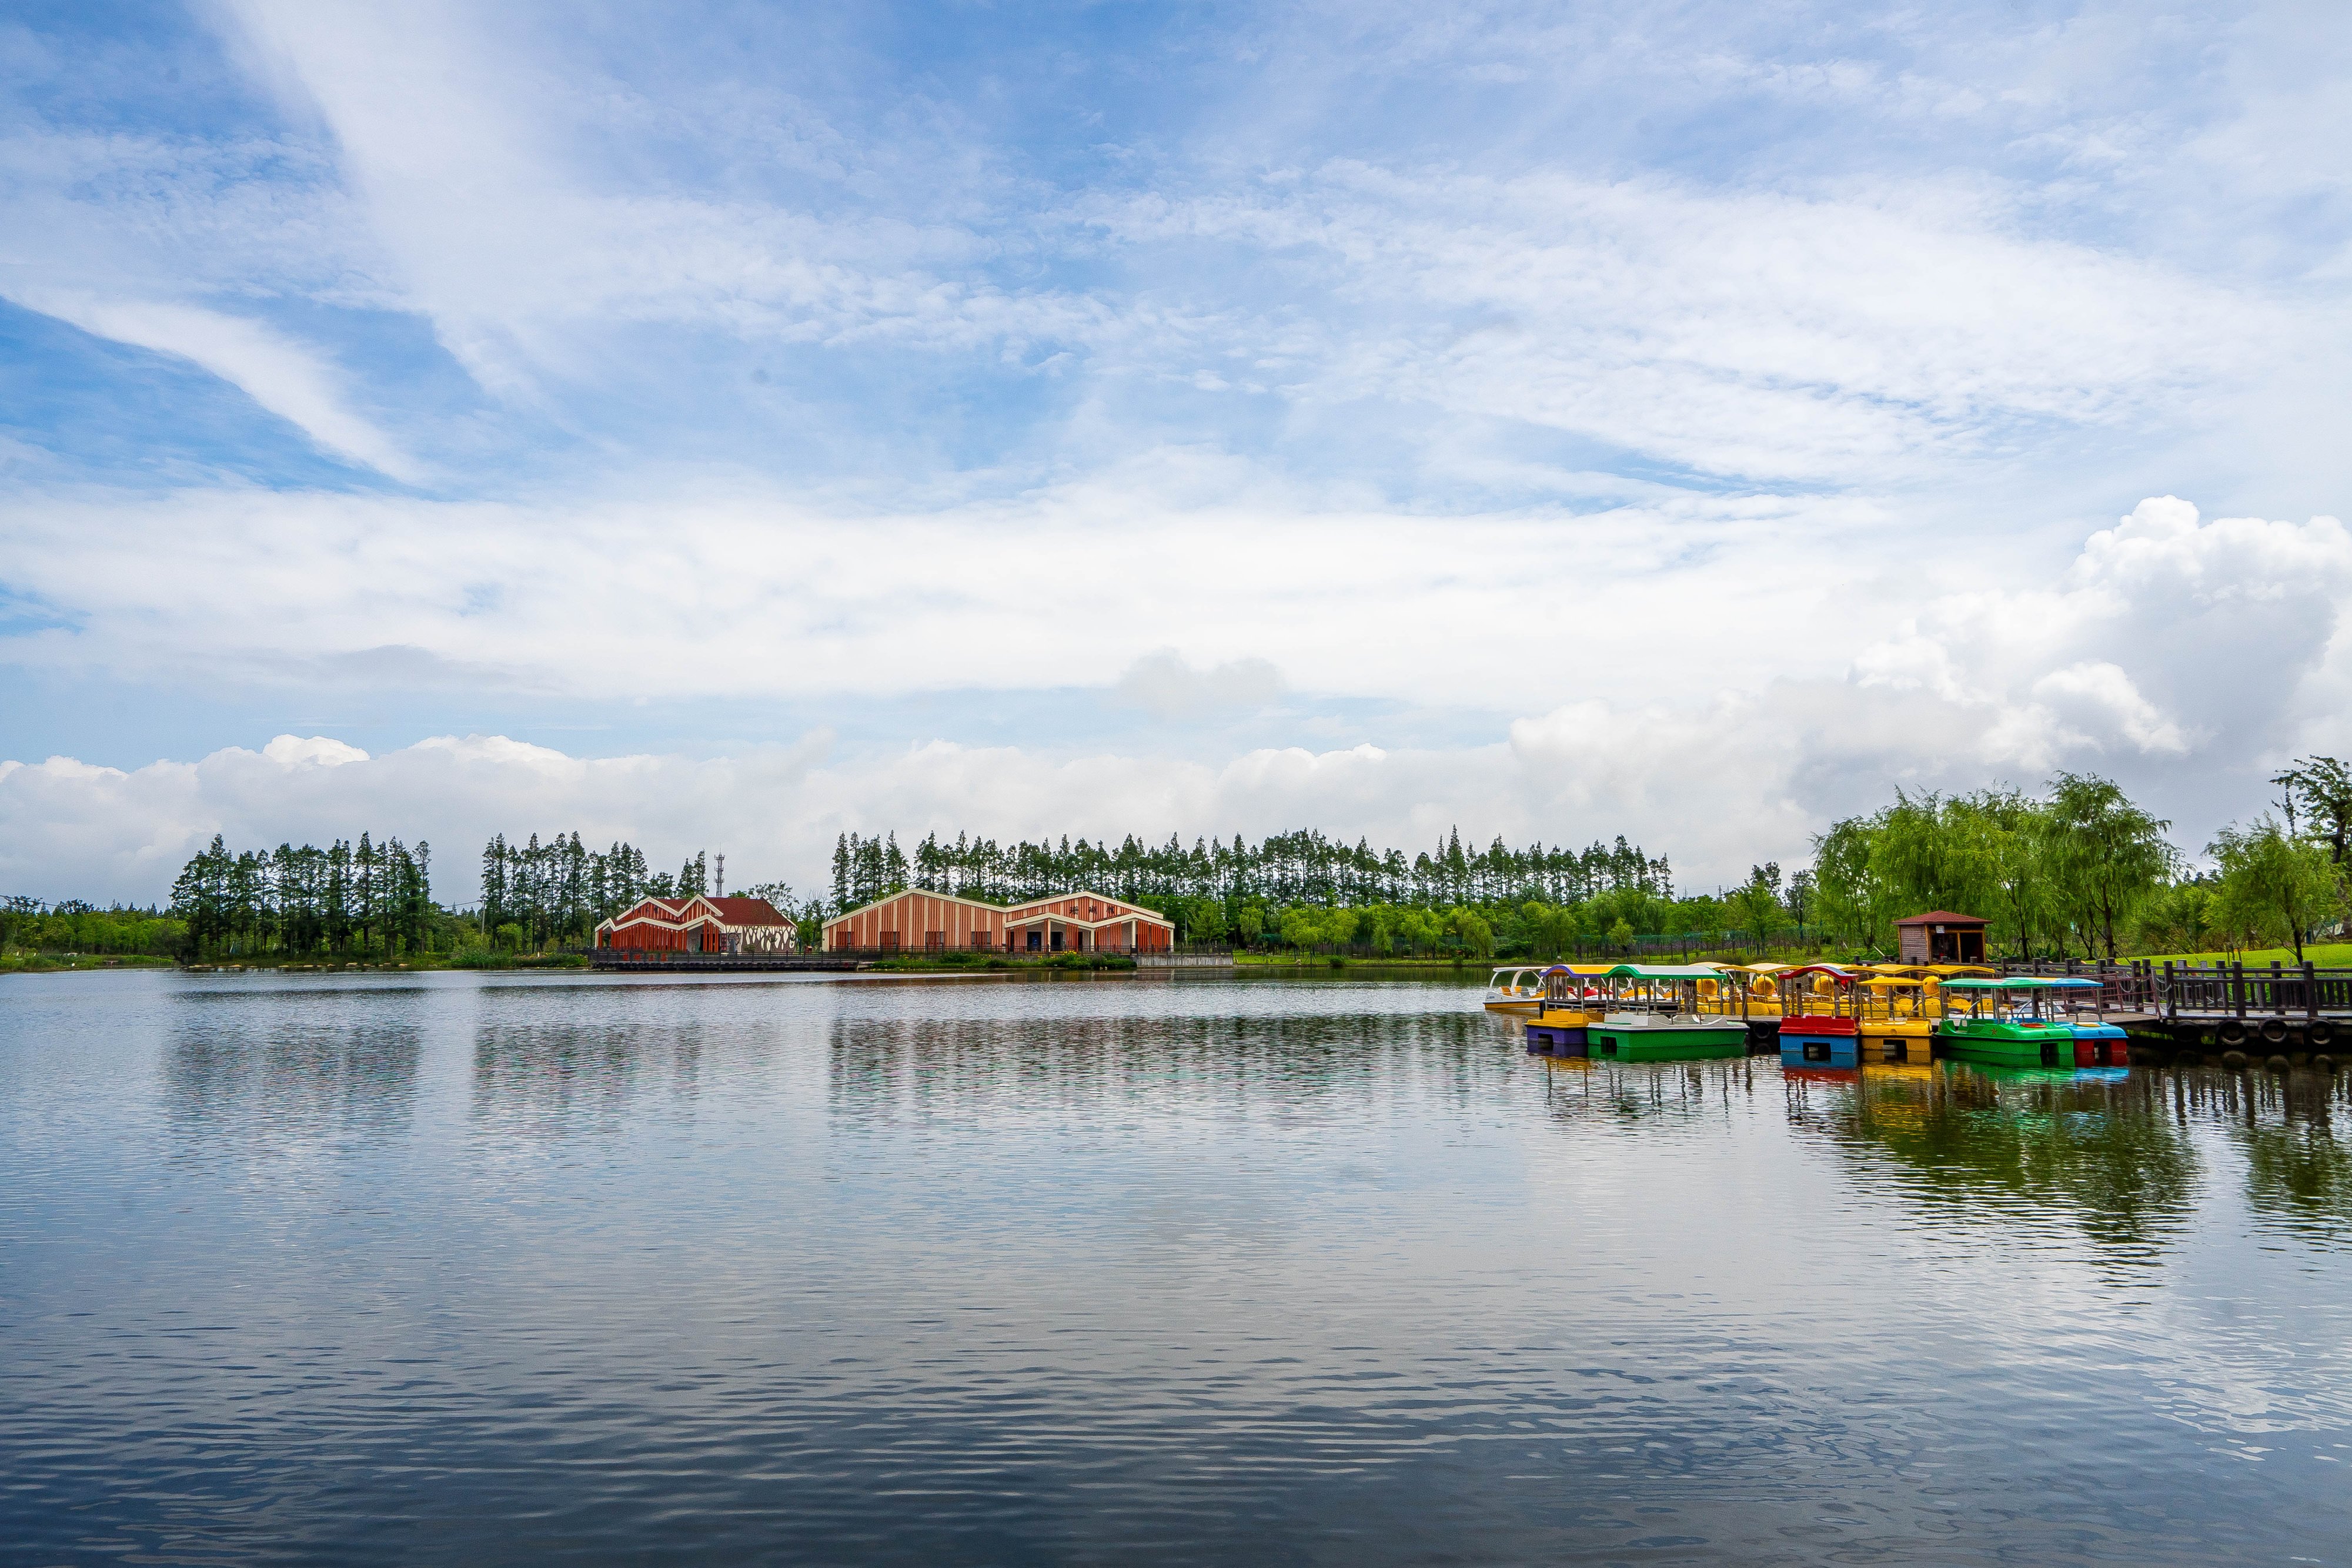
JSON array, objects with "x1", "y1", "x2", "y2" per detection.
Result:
[
  {"x1": 1696, "y1": 963, "x2": 1786, "y2": 1021},
  {"x1": 1856, "y1": 974, "x2": 1946, "y2": 1065},
  {"x1": 1482, "y1": 965, "x2": 1551, "y2": 1014}
]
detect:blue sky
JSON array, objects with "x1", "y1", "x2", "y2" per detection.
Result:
[{"x1": 4, "y1": 1, "x2": 2350, "y2": 903}]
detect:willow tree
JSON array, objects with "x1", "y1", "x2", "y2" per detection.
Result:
[
  {"x1": 1812, "y1": 815, "x2": 1892, "y2": 953},
  {"x1": 2273, "y1": 755, "x2": 2352, "y2": 866},
  {"x1": 1956, "y1": 788, "x2": 2053, "y2": 959},
  {"x1": 2210, "y1": 818, "x2": 2336, "y2": 961},
  {"x1": 2041, "y1": 773, "x2": 2176, "y2": 961}
]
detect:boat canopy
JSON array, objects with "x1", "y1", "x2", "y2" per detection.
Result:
[
  {"x1": 1593, "y1": 964, "x2": 1728, "y2": 979},
  {"x1": 1770, "y1": 964, "x2": 1862, "y2": 982},
  {"x1": 1941, "y1": 976, "x2": 2069, "y2": 991}
]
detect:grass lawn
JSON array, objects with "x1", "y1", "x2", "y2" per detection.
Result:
[
  {"x1": 2128, "y1": 942, "x2": 2352, "y2": 968},
  {"x1": 0, "y1": 952, "x2": 177, "y2": 974}
]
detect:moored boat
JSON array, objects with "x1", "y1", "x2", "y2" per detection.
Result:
[
  {"x1": 1589, "y1": 1012, "x2": 1750, "y2": 1060},
  {"x1": 1853, "y1": 968, "x2": 1973, "y2": 1065},
  {"x1": 1936, "y1": 978, "x2": 2079, "y2": 1068},
  {"x1": 1775, "y1": 964, "x2": 1865, "y2": 1067},
  {"x1": 2046, "y1": 977, "x2": 2132, "y2": 1066},
  {"x1": 1582, "y1": 965, "x2": 1752, "y2": 1060},
  {"x1": 1525, "y1": 964, "x2": 1609, "y2": 1055},
  {"x1": 1483, "y1": 965, "x2": 1550, "y2": 1015}
]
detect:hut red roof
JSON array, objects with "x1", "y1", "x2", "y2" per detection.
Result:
[
  {"x1": 706, "y1": 897, "x2": 789, "y2": 926},
  {"x1": 1892, "y1": 910, "x2": 1986, "y2": 927}
]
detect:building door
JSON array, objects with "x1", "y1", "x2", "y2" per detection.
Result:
[{"x1": 1050, "y1": 928, "x2": 1063, "y2": 951}]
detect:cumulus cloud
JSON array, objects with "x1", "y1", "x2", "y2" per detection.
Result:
[{"x1": 1852, "y1": 497, "x2": 2352, "y2": 770}]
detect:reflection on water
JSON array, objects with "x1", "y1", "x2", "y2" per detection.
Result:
[
  {"x1": 2216, "y1": 1069, "x2": 2352, "y2": 1248},
  {"x1": 1533, "y1": 1055, "x2": 1762, "y2": 1134},
  {"x1": 161, "y1": 987, "x2": 423, "y2": 1154},
  {"x1": 4, "y1": 971, "x2": 2352, "y2": 1566},
  {"x1": 472, "y1": 1019, "x2": 707, "y2": 1137},
  {"x1": 826, "y1": 1008, "x2": 1489, "y2": 1124},
  {"x1": 1783, "y1": 1063, "x2": 2202, "y2": 1261}
]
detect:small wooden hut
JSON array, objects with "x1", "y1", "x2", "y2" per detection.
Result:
[{"x1": 1893, "y1": 910, "x2": 1987, "y2": 965}]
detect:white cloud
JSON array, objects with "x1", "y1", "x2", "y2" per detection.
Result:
[
  {"x1": 0, "y1": 472, "x2": 1846, "y2": 710},
  {"x1": 1852, "y1": 497, "x2": 2352, "y2": 771},
  {"x1": 206, "y1": 0, "x2": 1088, "y2": 396},
  {"x1": 6, "y1": 290, "x2": 422, "y2": 482},
  {"x1": 1113, "y1": 649, "x2": 1285, "y2": 719},
  {"x1": 1090, "y1": 169, "x2": 2286, "y2": 487},
  {"x1": 261, "y1": 734, "x2": 371, "y2": 767},
  {"x1": 5, "y1": 489, "x2": 2348, "y2": 905}
]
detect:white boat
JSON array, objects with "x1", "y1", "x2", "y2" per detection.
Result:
[{"x1": 1482, "y1": 965, "x2": 1549, "y2": 1014}]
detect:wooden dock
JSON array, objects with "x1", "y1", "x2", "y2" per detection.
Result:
[
  {"x1": 1995, "y1": 959, "x2": 2350, "y2": 1060},
  {"x1": 587, "y1": 952, "x2": 863, "y2": 973}
]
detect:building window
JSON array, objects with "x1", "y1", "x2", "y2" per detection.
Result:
[{"x1": 926, "y1": 931, "x2": 944, "y2": 951}]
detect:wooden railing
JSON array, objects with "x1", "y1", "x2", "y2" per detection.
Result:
[{"x1": 1990, "y1": 958, "x2": 2352, "y2": 1020}]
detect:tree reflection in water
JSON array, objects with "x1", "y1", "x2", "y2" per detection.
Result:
[
  {"x1": 1783, "y1": 1062, "x2": 2203, "y2": 1262},
  {"x1": 2216, "y1": 1069, "x2": 2352, "y2": 1249},
  {"x1": 161, "y1": 989, "x2": 423, "y2": 1160}
]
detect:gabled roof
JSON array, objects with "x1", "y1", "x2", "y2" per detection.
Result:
[
  {"x1": 822, "y1": 887, "x2": 1013, "y2": 926},
  {"x1": 1002, "y1": 888, "x2": 1172, "y2": 926},
  {"x1": 821, "y1": 886, "x2": 1174, "y2": 930},
  {"x1": 599, "y1": 894, "x2": 788, "y2": 931},
  {"x1": 706, "y1": 897, "x2": 789, "y2": 926},
  {"x1": 1893, "y1": 910, "x2": 1987, "y2": 926}
]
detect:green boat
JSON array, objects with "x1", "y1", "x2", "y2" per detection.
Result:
[
  {"x1": 1573, "y1": 966, "x2": 1753, "y2": 1061},
  {"x1": 1937, "y1": 978, "x2": 2078, "y2": 1068},
  {"x1": 1588, "y1": 1012, "x2": 1750, "y2": 1061}
]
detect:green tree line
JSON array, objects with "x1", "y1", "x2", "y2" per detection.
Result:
[
  {"x1": 1812, "y1": 762, "x2": 2351, "y2": 962},
  {"x1": 1, "y1": 897, "x2": 186, "y2": 959},
  {"x1": 826, "y1": 824, "x2": 1811, "y2": 959},
  {"x1": 121, "y1": 754, "x2": 2352, "y2": 967},
  {"x1": 836, "y1": 826, "x2": 1672, "y2": 914},
  {"x1": 168, "y1": 833, "x2": 450, "y2": 959}
]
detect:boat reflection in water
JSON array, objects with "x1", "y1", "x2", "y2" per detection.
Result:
[{"x1": 1781, "y1": 1058, "x2": 2205, "y2": 1258}]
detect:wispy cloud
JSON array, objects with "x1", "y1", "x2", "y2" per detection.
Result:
[{"x1": 12, "y1": 290, "x2": 422, "y2": 481}]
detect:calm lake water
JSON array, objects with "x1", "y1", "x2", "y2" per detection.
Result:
[{"x1": 4, "y1": 969, "x2": 2351, "y2": 1565}]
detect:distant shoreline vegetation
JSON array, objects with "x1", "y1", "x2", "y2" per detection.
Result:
[{"x1": 5, "y1": 762, "x2": 2344, "y2": 969}]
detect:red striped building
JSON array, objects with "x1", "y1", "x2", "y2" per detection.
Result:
[
  {"x1": 596, "y1": 895, "x2": 796, "y2": 954},
  {"x1": 821, "y1": 888, "x2": 1174, "y2": 954}
]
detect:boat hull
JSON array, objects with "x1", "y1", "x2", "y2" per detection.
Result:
[
  {"x1": 1779, "y1": 1013, "x2": 1859, "y2": 1068},
  {"x1": 1942, "y1": 1021, "x2": 2074, "y2": 1068},
  {"x1": 2071, "y1": 1023, "x2": 2130, "y2": 1068},
  {"x1": 1857, "y1": 1021, "x2": 1936, "y2": 1066},
  {"x1": 1781, "y1": 1031, "x2": 1859, "y2": 1068},
  {"x1": 1526, "y1": 1008, "x2": 1599, "y2": 1055},
  {"x1": 1591, "y1": 1022, "x2": 1749, "y2": 1061}
]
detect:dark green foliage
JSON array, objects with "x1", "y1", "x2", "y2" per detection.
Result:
[
  {"x1": 0, "y1": 896, "x2": 186, "y2": 958},
  {"x1": 168, "y1": 831, "x2": 448, "y2": 959},
  {"x1": 889, "y1": 825, "x2": 1671, "y2": 911},
  {"x1": 478, "y1": 832, "x2": 656, "y2": 947}
]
